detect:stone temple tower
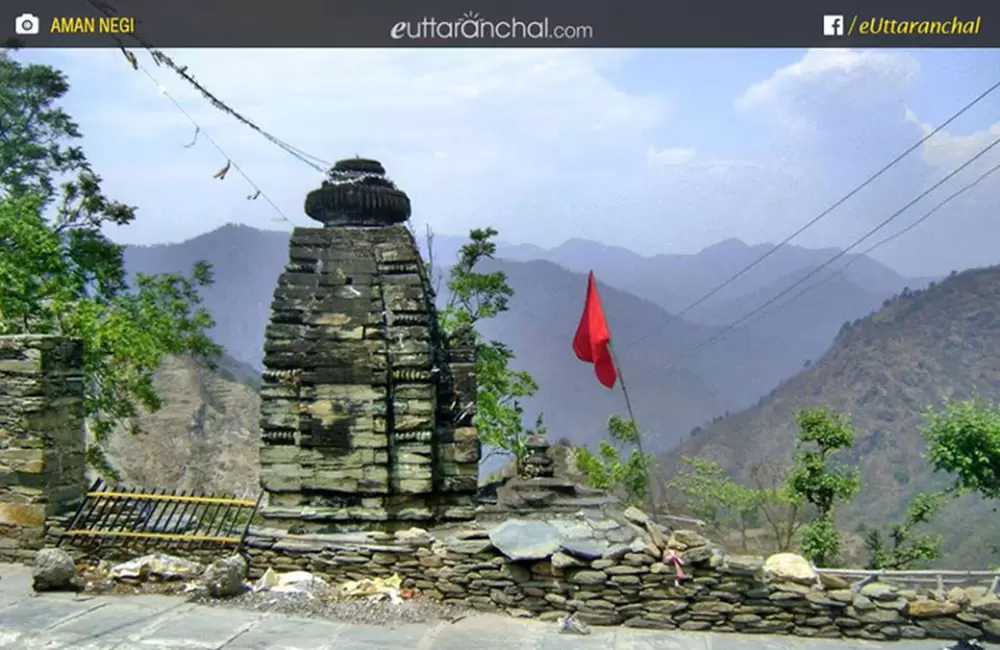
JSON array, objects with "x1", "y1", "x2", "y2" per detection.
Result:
[{"x1": 257, "y1": 158, "x2": 480, "y2": 532}]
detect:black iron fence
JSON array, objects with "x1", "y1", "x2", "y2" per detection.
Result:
[{"x1": 59, "y1": 478, "x2": 263, "y2": 553}]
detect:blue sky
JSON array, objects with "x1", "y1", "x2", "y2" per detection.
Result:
[{"x1": 18, "y1": 47, "x2": 1000, "y2": 276}]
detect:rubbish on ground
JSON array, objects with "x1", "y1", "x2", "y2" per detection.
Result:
[
  {"x1": 109, "y1": 554, "x2": 203, "y2": 582},
  {"x1": 252, "y1": 568, "x2": 329, "y2": 597},
  {"x1": 337, "y1": 574, "x2": 404, "y2": 604}
]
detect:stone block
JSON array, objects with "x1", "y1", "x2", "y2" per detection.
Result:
[
  {"x1": 395, "y1": 414, "x2": 434, "y2": 431},
  {"x1": 260, "y1": 445, "x2": 301, "y2": 464},
  {"x1": 392, "y1": 398, "x2": 434, "y2": 415},
  {"x1": 351, "y1": 431, "x2": 390, "y2": 449},
  {"x1": 393, "y1": 448, "x2": 433, "y2": 465},
  {"x1": 441, "y1": 474, "x2": 478, "y2": 492},
  {"x1": 0, "y1": 449, "x2": 46, "y2": 474},
  {"x1": 393, "y1": 478, "x2": 433, "y2": 494},
  {"x1": 309, "y1": 384, "x2": 382, "y2": 400},
  {"x1": 0, "y1": 502, "x2": 45, "y2": 527},
  {"x1": 260, "y1": 464, "x2": 304, "y2": 492}
]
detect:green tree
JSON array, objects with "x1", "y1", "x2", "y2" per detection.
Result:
[
  {"x1": 438, "y1": 227, "x2": 540, "y2": 468},
  {"x1": 748, "y1": 460, "x2": 806, "y2": 553},
  {"x1": 787, "y1": 408, "x2": 861, "y2": 567},
  {"x1": 667, "y1": 457, "x2": 805, "y2": 553},
  {"x1": 864, "y1": 491, "x2": 946, "y2": 570},
  {"x1": 576, "y1": 415, "x2": 653, "y2": 506},
  {"x1": 667, "y1": 457, "x2": 760, "y2": 551},
  {"x1": 0, "y1": 50, "x2": 219, "y2": 477},
  {"x1": 922, "y1": 396, "x2": 1000, "y2": 501}
]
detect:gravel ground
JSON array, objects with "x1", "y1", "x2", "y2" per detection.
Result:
[
  {"x1": 195, "y1": 589, "x2": 474, "y2": 626},
  {"x1": 77, "y1": 567, "x2": 472, "y2": 627}
]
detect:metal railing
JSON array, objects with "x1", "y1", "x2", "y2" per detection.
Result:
[
  {"x1": 59, "y1": 478, "x2": 263, "y2": 553},
  {"x1": 814, "y1": 567, "x2": 1000, "y2": 596}
]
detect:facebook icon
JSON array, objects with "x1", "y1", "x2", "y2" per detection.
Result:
[{"x1": 823, "y1": 15, "x2": 844, "y2": 36}]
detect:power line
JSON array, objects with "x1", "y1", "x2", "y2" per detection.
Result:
[
  {"x1": 80, "y1": 0, "x2": 332, "y2": 173},
  {"x1": 750, "y1": 159, "x2": 1000, "y2": 326},
  {"x1": 627, "y1": 156, "x2": 1000, "y2": 447},
  {"x1": 654, "y1": 132, "x2": 1000, "y2": 372},
  {"x1": 620, "y1": 78, "x2": 1000, "y2": 353},
  {"x1": 131, "y1": 57, "x2": 295, "y2": 226}
]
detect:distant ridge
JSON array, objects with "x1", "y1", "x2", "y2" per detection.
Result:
[{"x1": 661, "y1": 264, "x2": 1000, "y2": 568}]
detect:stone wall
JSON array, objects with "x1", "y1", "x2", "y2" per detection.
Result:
[
  {"x1": 227, "y1": 514, "x2": 1000, "y2": 643},
  {"x1": 0, "y1": 335, "x2": 86, "y2": 562}
]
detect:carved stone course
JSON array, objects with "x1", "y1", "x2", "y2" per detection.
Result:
[{"x1": 258, "y1": 158, "x2": 480, "y2": 531}]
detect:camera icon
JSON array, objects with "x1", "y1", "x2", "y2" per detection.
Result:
[{"x1": 14, "y1": 13, "x2": 40, "y2": 35}]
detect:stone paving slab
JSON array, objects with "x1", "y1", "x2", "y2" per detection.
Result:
[
  {"x1": 0, "y1": 564, "x2": 959, "y2": 650},
  {"x1": 221, "y1": 616, "x2": 341, "y2": 650},
  {"x1": 134, "y1": 606, "x2": 262, "y2": 648}
]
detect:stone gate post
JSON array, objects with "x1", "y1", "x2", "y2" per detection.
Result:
[{"x1": 0, "y1": 335, "x2": 86, "y2": 561}]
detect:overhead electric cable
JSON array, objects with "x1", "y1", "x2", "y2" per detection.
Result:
[
  {"x1": 81, "y1": 0, "x2": 333, "y2": 173},
  {"x1": 750, "y1": 159, "x2": 1000, "y2": 325},
  {"x1": 654, "y1": 134, "x2": 1000, "y2": 371},
  {"x1": 620, "y1": 78, "x2": 1000, "y2": 353}
]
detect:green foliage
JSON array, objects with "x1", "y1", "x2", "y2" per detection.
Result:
[
  {"x1": 921, "y1": 396, "x2": 1000, "y2": 501},
  {"x1": 576, "y1": 415, "x2": 653, "y2": 506},
  {"x1": 0, "y1": 50, "x2": 219, "y2": 477},
  {"x1": 667, "y1": 456, "x2": 759, "y2": 551},
  {"x1": 799, "y1": 513, "x2": 839, "y2": 568},
  {"x1": 787, "y1": 408, "x2": 861, "y2": 567},
  {"x1": 865, "y1": 491, "x2": 946, "y2": 570},
  {"x1": 439, "y1": 227, "x2": 540, "y2": 467},
  {"x1": 668, "y1": 457, "x2": 805, "y2": 553}
]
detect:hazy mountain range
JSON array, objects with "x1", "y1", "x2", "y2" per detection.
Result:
[{"x1": 123, "y1": 223, "x2": 935, "y2": 452}]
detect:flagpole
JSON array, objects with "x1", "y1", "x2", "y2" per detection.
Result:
[
  {"x1": 605, "y1": 340, "x2": 643, "y2": 454},
  {"x1": 605, "y1": 338, "x2": 659, "y2": 516}
]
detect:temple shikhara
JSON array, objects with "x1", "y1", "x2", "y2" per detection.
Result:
[{"x1": 256, "y1": 158, "x2": 480, "y2": 531}]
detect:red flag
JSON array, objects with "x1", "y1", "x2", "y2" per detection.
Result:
[{"x1": 573, "y1": 271, "x2": 618, "y2": 389}]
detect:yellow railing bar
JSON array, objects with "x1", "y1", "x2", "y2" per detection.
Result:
[
  {"x1": 86, "y1": 492, "x2": 256, "y2": 506},
  {"x1": 64, "y1": 530, "x2": 241, "y2": 543}
]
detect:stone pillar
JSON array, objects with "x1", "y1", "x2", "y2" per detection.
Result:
[
  {"x1": 258, "y1": 158, "x2": 480, "y2": 532},
  {"x1": 0, "y1": 335, "x2": 86, "y2": 561},
  {"x1": 434, "y1": 328, "x2": 481, "y2": 517}
]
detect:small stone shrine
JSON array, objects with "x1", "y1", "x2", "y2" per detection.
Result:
[
  {"x1": 519, "y1": 434, "x2": 554, "y2": 479},
  {"x1": 258, "y1": 158, "x2": 480, "y2": 532}
]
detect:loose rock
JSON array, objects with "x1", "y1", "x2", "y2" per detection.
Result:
[
  {"x1": 201, "y1": 554, "x2": 248, "y2": 598},
  {"x1": 763, "y1": 553, "x2": 816, "y2": 584},
  {"x1": 32, "y1": 548, "x2": 77, "y2": 592}
]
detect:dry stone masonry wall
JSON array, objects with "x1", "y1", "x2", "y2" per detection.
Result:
[
  {"x1": 258, "y1": 158, "x2": 480, "y2": 532},
  {"x1": 241, "y1": 510, "x2": 1000, "y2": 643},
  {"x1": 0, "y1": 335, "x2": 86, "y2": 562}
]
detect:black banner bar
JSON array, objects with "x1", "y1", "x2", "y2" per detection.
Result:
[{"x1": 4, "y1": 0, "x2": 998, "y2": 48}]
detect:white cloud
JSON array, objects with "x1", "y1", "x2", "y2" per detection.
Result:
[
  {"x1": 904, "y1": 109, "x2": 1000, "y2": 170},
  {"x1": 647, "y1": 146, "x2": 695, "y2": 165},
  {"x1": 736, "y1": 49, "x2": 920, "y2": 135}
]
